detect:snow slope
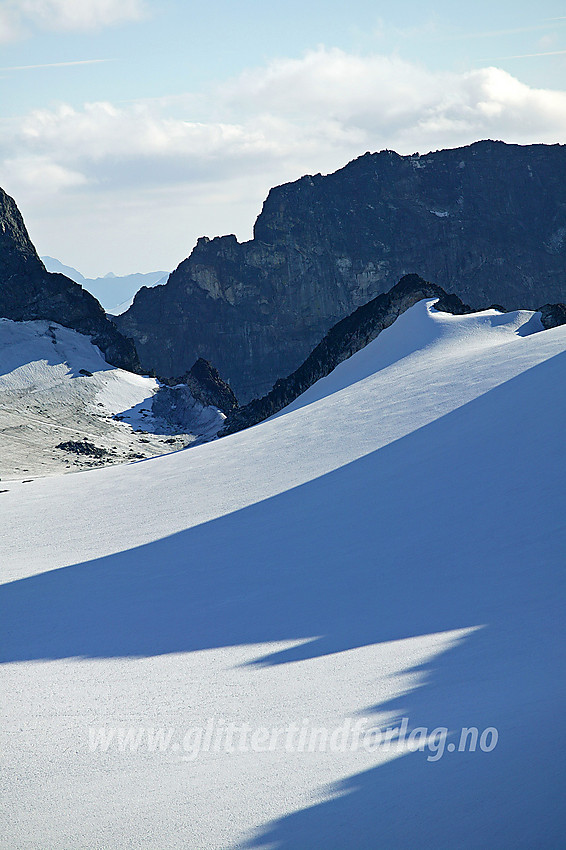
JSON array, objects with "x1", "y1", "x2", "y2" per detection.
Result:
[
  {"x1": 1, "y1": 300, "x2": 565, "y2": 848},
  {"x1": 0, "y1": 319, "x2": 218, "y2": 479}
]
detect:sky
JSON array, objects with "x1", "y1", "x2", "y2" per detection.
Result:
[{"x1": 0, "y1": 0, "x2": 565, "y2": 276}]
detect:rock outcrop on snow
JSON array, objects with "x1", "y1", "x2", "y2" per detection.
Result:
[
  {"x1": 116, "y1": 140, "x2": 566, "y2": 401},
  {"x1": 539, "y1": 303, "x2": 566, "y2": 330},
  {"x1": 158, "y1": 358, "x2": 238, "y2": 415}
]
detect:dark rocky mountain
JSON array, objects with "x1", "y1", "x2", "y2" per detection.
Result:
[
  {"x1": 116, "y1": 140, "x2": 566, "y2": 402},
  {"x1": 0, "y1": 187, "x2": 139, "y2": 371},
  {"x1": 157, "y1": 357, "x2": 238, "y2": 415},
  {"x1": 221, "y1": 275, "x2": 471, "y2": 434}
]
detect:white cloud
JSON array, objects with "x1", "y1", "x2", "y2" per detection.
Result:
[
  {"x1": 10, "y1": 102, "x2": 296, "y2": 192},
  {"x1": 0, "y1": 5, "x2": 19, "y2": 41},
  {"x1": 223, "y1": 49, "x2": 447, "y2": 122},
  {"x1": 7, "y1": 50, "x2": 565, "y2": 194},
  {"x1": 223, "y1": 48, "x2": 566, "y2": 146},
  {"x1": 0, "y1": 47, "x2": 565, "y2": 274},
  {"x1": 0, "y1": 0, "x2": 146, "y2": 41},
  {"x1": 3, "y1": 155, "x2": 89, "y2": 192}
]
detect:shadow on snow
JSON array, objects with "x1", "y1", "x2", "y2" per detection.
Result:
[{"x1": 1, "y1": 352, "x2": 565, "y2": 847}]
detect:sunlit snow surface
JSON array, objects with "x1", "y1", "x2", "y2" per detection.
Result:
[
  {"x1": 0, "y1": 319, "x2": 220, "y2": 478},
  {"x1": 1, "y1": 300, "x2": 565, "y2": 848}
]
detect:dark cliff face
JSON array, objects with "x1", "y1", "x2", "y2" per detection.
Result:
[
  {"x1": 539, "y1": 303, "x2": 566, "y2": 329},
  {"x1": 115, "y1": 140, "x2": 566, "y2": 401},
  {"x1": 0, "y1": 188, "x2": 139, "y2": 372},
  {"x1": 221, "y1": 275, "x2": 471, "y2": 435}
]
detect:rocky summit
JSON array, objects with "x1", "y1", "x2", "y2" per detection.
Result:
[
  {"x1": 0, "y1": 187, "x2": 139, "y2": 371},
  {"x1": 115, "y1": 140, "x2": 566, "y2": 402}
]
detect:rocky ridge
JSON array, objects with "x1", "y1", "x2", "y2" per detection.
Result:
[
  {"x1": 221, "y1": 275, "x2": 472, "y2": 434},
  {"x1": 116, "y1": 140, "x2": 566, "y2": 402},
  {"x1": 0, "y1": 187, "x2": 139, "y2": 371}
]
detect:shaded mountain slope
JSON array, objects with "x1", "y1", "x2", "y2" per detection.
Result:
[
  {"x1": 116, "y1": 140, "x2": 566, "y2": 401},
  {"x1": 0, "y1": 188, "x2": 139, "y2": 371}
]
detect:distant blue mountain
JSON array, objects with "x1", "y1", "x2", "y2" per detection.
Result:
[{"x1": 41, "y1": 256, "x2": 168, "y2": 314}]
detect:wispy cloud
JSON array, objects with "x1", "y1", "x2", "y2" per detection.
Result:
[
  {"x1": 0, "y1": 0, "x2": 147, "y2": 42},
  {"x1": 0, "y1": 59, "x2": 115, "y2": 72},
  {"x1": 493, "y1": 49, "x2": 566, "y2": 60},
  {"x1": 456, "y1": 21, "x2": 566, "y2": 40}
]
